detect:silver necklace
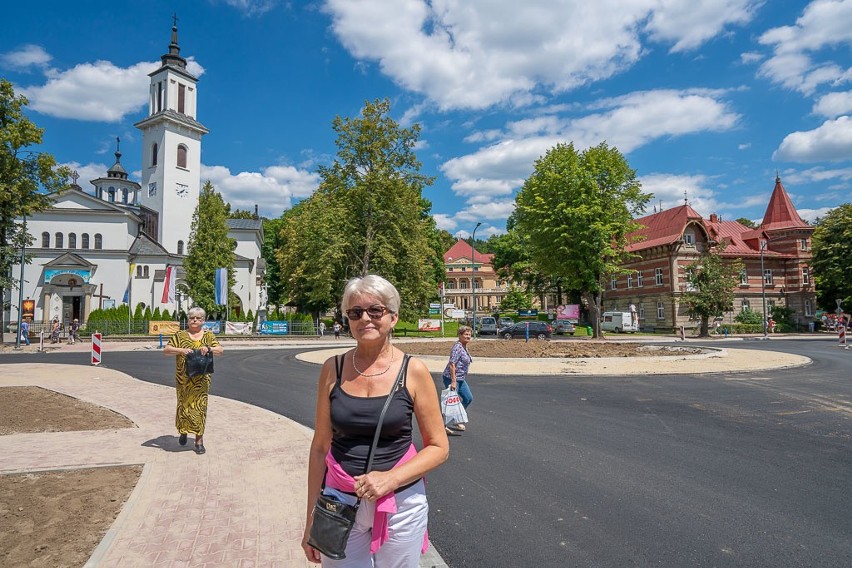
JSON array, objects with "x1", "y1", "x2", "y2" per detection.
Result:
[{"x1": 352, "y1": 346, "x2": 394, "y2": 377}]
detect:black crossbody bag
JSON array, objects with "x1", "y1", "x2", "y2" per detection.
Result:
[{"x1": 308, "y1": 353, "x2": 410, "y2": 560}]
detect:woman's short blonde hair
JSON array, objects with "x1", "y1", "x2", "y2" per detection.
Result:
[
  {"x1": 457, "y1": 325, "x2": 472, "y2": 337},
  {"x1": 188, "y1": 306, "x2": 206, "y2": 319},
  {"x1": 341, "y1": 275, "x2": 401, "y2": 314}
]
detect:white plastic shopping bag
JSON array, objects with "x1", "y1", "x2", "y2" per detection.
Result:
[{"x1": 440, "y1": 387, "x2": 468, "y2": 427}]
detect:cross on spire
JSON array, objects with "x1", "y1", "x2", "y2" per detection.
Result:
[
  {"x1": 71, "y1": 170, "x2": 79, "y2": 185},
  {"x1": 172, "y1": 13, "x2": 178, "y2": 27}
]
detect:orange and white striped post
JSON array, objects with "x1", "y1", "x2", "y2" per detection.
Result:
[
  {"x1": 91, "y1": 332, "x2": 102, "y2": 365},
  {"x1": 839, "y1": 322, "x2": 847, "y2": 349}
]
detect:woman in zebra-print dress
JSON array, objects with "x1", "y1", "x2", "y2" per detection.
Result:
[{"x1": 163, "y1": 306, "x2": 223, "y2": 454}]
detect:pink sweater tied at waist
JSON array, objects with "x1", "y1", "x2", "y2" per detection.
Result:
[{"x1": 324, "y1": 444, "x2": 428, "y2": 554}]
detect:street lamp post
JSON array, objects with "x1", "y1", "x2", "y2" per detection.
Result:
[
  {"x1": 471, "y1": 222, "x2": 482, "y2": 337},
  {"x1": 760, "y1": 239, "x2": 768, "y2": 338},
  {"x1": 14, "y1": 216, "x2": 27, "y2": 349}
]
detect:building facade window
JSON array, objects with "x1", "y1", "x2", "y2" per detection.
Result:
[
  {"x1": 95, "y1": 187, "x2": 103, "y2": 199},
  {"x1": 742, "y1": 299, "x2": 751, "y2": 311},
  {"x1": 801, "y1": 238, "x2": 809, "y2": 250},
  {"x1": 656, "y1": 301, "x2": 665, "y2": 319},
  {"x1": 802, "y1": 266, "x2": 810, "y2": 285},
  {"x1": 447, "y1": 280, "x2": 456, "y2": 289},
  {"x1": 768, "y1": 300, "x2": 776, "y2": 311},
  {"x1": 121, "y1": 188, "x2": 128, "y2": 203},
  {"x1": 459, "y1": 280, "x2": 468, "y2": 289},
  {"x1": 178, "y1": 83, "x2": 186, "y2": 113},
  {"x1": 143, "y1": 266, "x2": 149, "y2": 278},
  {"x1": 94, "y1": 234, "x2": 103, "y2": 249},
  {"x1": 740, "y1": 268, "x2": 748, "y2": 285},
  {"x1": 764, "y1": 269, "x2": 773, "y2": 285},
  {"x1": 136, "y1": 265, "x2": 143, "y2": 278},
  {"x1": 108, "y1": 187, "x2": 115, "y2": 202},
  {"x1": 81, "y1": 233, "x2": 89, "y2": 249},
  {"x1": 636, "y1": 271, "x2": 643, "y2": 287},
  {"x1": 148, "y1": 182, "x2": 157, "y2": 196},
  {"x1": 152, "y1": 143, "x2": 158, "y2": 166},
  {"x1": 805, "y1": 300, "x2": 813, "y2": 316},
  {"x1": 68, "y1": 233, "x2": 76, "y2": 249},
  {"x1": 655, "y1": 267, "x2": 663, "y2": 286},
  {"x1": 55, "y1": 232, "x2": 63, "y2": 248},
  {"x1": 639, "y1": 304, "x2": 645, "y2": 320},
  {"x1": 611, "y1": 275, "x2": 617, "y2": 290},
  {"x1": 41, "y1": 232, "x2": 50, "y2": 248},
  {"x1": 177, "y1": 145, "x2": 188, "y2": 168},
  {"x1": 627, "y1": 274, "x2": 633, "y2": 288},
  {"x1": 177, "y1": 240, "x2": 184, "y2": 255},
  {"x1": 684, "y1": 233, "x2": 695, "y2": 245}
]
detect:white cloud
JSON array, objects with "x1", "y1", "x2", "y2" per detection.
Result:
[
  {"x1": 220, "y1": 0, "x2": 279, "y2": 16},
  {"x1": 61, "y1": 162, "x2": 111, "y2": 189},
  {"x1": 738, "y1": 143, "x2": 752, "y2": 150},
  {"x1": 18, "y1": 56, "x2": 205, "y2": 122},
  {"x1": 780, "y1": 165, "x2": 852, "y2": 185},
  {"x1": 813, "y1": 91, "x2": 852, "y2": 117},
  {"x1": 201, "y1": 163, "x2": 319, "y2": 217},
  {"x1": 797, "y1": 207, "x2": 834, "y2": 223},
  {"x1": 441, "y1": 89, "x2": 739, "y2": 204},
  {"x1": 638, "y1": 173, "x2": 721, "y2": 216},
  {"x1": 432, "y1": 213, "x2": 457, "y2": 231},
  {"x1": 644, "y1": 0, "x2": 760, "y2": 53},
  {"x1": 0, "y1": 44, "x2": 52, "y2": 70},
  {"x1": 323, "y1": 0, "x2": 756, "y2": 111},
  {"x1": 740, "y1": 51, "x2": 763, "y2": 64},
  {"x1": 757, "y1": 0, "x2": 852, "y2": 95},
  {"x1": 773, "y1": 116, "x2": 852, "y2": 162}
]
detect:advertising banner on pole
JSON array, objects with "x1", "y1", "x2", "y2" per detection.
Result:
[{"x1": 418, "y1": 319, "x2": 441, "y2": 331}]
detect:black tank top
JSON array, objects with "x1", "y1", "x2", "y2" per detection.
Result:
[{"x1": 329, "y1": 354, "x2": 414, "y2": 477}]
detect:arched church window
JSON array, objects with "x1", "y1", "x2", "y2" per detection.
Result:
[
  {"x1": 55, "y1": 232, "x2": 63, "y2": 248},
  {"x1": 108, "y1": 187, "x2": 115, "y2": 202},
  {"x1": 94, "y1": 234, "x2": 103, "y2": 249},
  {"x1": 143, "y1": 266, "x2": 149, "y2": 278},
  {"x1": 177, "y1": 145, "x2": 188, "y2": 169},
  {"x1": 136, "y1": 265, "x2": 143, "y2": 278},
  {"x1": 42, "y1": 232, "x2": 50, "y2": 248},
  {"x1": 177, "y1": 240, "x2": 184, "y2": 255},
  {"x1": 82, "y1": 233, "x2": 90, "y2": 249},
  {"x1": 152, "y1": 143, "x2": 158, "y2": 166},
  {"x1": 69, "y1": 233, "x2": 76, "y2": 249},
  {"x1": 121, "y1": 188, "x2": 128, "y2": 203}
]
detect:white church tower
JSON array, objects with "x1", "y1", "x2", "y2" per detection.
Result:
[{"x1": 135, "y1": 19, "x2": 208, "y2": 255}]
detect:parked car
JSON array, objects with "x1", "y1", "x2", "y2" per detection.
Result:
[
  {"x1": 601, "y1": 311, "x2": 639, "y2": 333},
  {"x1": 498, "y1": 317, "x2": 514, "y2": 328},
  {"x1": 499, "y1": 321, "x2": 552, "y2": 340},
  {"x1": 554, "y1": 320, "x2": 576, "y2": 335},
  {"x1": 477, "y1": 316, "x2": 498, "y2": 335}
]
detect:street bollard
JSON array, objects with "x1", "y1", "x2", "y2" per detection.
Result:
[
  {"x1": 158, "y1": 333, "x2": 164, "y2": 349},
  {"x1": 724, "y1": 327, "x2": 728, "y2": 338}
]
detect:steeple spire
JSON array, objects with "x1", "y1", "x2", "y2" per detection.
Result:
[
  {"x1": 107, "y1": 137, "x2": 128, "y2": 180},
  {"x1": 160, "y1": 15, "x2": 187, "y2": 70},
  {"x1": 760, "y1": 175, "x2": 808, "y2": 231}
]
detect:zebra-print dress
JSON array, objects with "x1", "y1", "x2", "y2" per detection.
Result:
[{"x1": 169, "y1": 330, "x2": 220, "y2": 436}]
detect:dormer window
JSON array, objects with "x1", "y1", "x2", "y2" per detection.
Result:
[{"x1": 684, "y1": 233, "x2": 695, "y2": 245}]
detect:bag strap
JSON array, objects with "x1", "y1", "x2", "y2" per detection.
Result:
[{"x1": 364, "y1": 354, "x2": 410, "y2": 475}]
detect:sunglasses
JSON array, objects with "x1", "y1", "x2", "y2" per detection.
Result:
[{"x1": 345, "y1": 305, "x2": 390, "y2": 320}]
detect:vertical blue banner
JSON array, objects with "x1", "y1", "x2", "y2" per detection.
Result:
[{"x1": 214, "y1": 268, "x2": 227, "y2": 305}]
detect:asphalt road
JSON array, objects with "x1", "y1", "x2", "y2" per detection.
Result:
[{"x1": 4, "y1": 339, "x2": 851, "y2": 567}]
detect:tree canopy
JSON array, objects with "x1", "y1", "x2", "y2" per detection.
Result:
[
  {"x1": 811, "y1": 203, "x2": 852, "y2": 312},
  {"x1": 0, "y1": 79, "x2": 70, "y2": 331},
  {"x1": 681, "y1": 244, "x2": 744, "y2": 336},
  {"x1": 275, "y1": 99, "x2": 439, "y2": 320},
  {"x1": 184, "y1": 181, "x2": 237, "y2": 313},
  {"x1": 513, "y1": 142, "x2": 652, "y2": 337}
]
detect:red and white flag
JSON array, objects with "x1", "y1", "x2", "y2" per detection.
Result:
[{"x1": 161, "y1": 265, "x2": 175, "y2": 304}]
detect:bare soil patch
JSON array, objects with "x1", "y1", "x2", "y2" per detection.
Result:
[
  {"x1": 0, "y1": 466, "x2": 141, "y2": 568},
  {"x1": 0, "y1": 386, "x2": 135, "y2": 435},
  {"x1": 0, "y1": 386, "x2": 140, "y2": 567},
  {"x1": 398, "y1": 340, "x2": 706, "y2": 359}
]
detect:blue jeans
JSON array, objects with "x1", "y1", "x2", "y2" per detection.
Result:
[{"x1": 442, "y1": 376, "x2": 473, "y2": 409}]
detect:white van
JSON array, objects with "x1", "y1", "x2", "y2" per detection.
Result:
[{"x1": 601, "y1": 311, "x2": 639, "y2": 333}]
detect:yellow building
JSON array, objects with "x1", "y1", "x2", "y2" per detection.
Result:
[{"x1": 442, "y1": 240, "x2": 509, "y2": 312}]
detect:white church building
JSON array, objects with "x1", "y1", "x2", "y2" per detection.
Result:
[{"x1": 6, "y1": 24, "x2": 264, "y2": 327}]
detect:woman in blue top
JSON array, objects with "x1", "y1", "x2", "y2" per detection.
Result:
[{"x1": 442, "y1": 325, "x2": 473, "y2": 433}]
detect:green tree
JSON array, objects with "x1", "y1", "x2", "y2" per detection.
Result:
[
  {"x1": 681, "y1": 245, "x2": 744, "y2": 336},
  {"x1": 184, "y1": 181, "x2": 236, "y2": 313},
  {"x1": 514, "y1": 142, "x2": 652, "y2": 337},
  {"x1": 0, "y1": 79, "x2": 70, "y2": 332},
  {"x1": 499, "y1": 286, "x2": 533, "y2": 311},
  {"x1": 262, "y1": 216, "x2": 286, "y2": 308},
  {"x1": 735, "y1": 217, "x2": 757, "y2": 229},
  {"x1": 276, "y1": 99, "x2": 438, "y2": 320},
  {"x1": 811, "y1": 203, "x2": 852, "y2": 312}
]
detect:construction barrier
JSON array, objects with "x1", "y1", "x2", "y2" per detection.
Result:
[
  {"x1": 91, "y1": 333, "x2": 102, "y2": 365},
  {"x1": 839, "y1": 325, "x2": 847, "y2": 349}
]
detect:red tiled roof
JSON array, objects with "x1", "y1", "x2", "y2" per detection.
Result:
[
  {"x1": 626, "y1": 204, "x2": 704, "y2": 252},
  {"x1": 761, "y1": 176, "x2": 809, "y2": 231},
  {"x1": 444, "y1": 239, "x2": 493, "y2": 264}
]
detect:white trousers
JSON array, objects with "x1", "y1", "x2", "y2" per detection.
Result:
[{"x1": 322, "y1": 479, "x2": 428, "y2": 568}]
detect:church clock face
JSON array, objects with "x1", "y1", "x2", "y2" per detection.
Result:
[{"x1": 176, "y1": 183, "x2": 189, "y2": 198}]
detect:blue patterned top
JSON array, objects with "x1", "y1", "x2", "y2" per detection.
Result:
[{"x1": 443, "y1": 341, "x2": 473, "y2": 381}]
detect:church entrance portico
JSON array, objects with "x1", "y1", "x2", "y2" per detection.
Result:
[{"x1": 42, "y1": 269, "x2": 95, "y2": 323}]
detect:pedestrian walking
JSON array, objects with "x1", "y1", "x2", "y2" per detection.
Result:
[
  {"x1": 163, "y1": 306, "x2": 224, "y2": 455},
  {"x1": 442, "y1": 325, "x2": 473, "y2": 435},
  {"x1": 333, "y1": 321, "x2": 341, "y2": 339},
  {"x1": 20, "y1": 318, "x2": 30, "y2": 346},
  {"x1": 50, "y1": 317, "x2": 61, "y2": 343},
  {"x1": 319, "y1": 321, "x2": 326, "y2": 337},
  {"x1": 69, "y1": 318, "x2": 81, "y2": 344}
]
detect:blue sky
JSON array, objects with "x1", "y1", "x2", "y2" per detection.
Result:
[{"x1": 2, "y1": 0, "x2": 850, "y2": 238}]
